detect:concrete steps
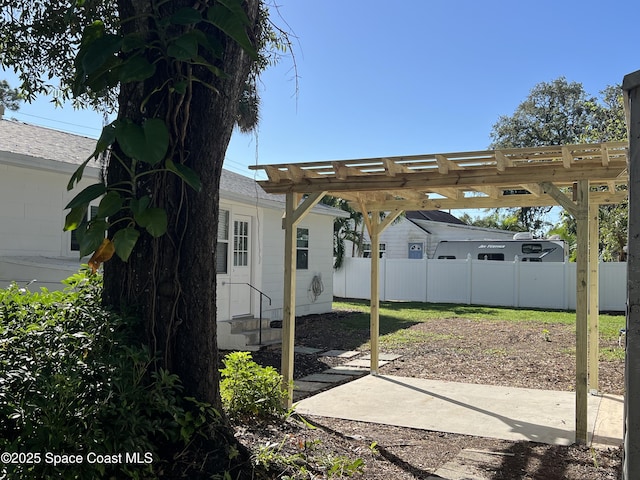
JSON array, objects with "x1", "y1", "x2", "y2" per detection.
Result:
[{"x1": 217, "y1": 316, "x2": 282, "y2": 351}]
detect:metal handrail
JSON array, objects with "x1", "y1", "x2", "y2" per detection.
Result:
[{"x1": 222, "y1": 282, "x2": 272, "y2": 345}]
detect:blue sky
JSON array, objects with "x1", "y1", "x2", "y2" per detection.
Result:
[{"x1": 3, "y1": 0, "x2": 638, "y2": 183}]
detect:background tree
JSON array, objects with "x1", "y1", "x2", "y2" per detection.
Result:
[
  {"x1": 489, "y1": 77, "x2": 599, "y2": 236},
  {"x1": 487, "y1": 78, "x2": 627, "y2": 256},
  {"x1": 0, "y1": 0, "x2": 285, "y2": 475},
  {"x1": 458, "y1": 210, "x2": 527, "y2": 232},
  {"x1": 0, "y1": 80, "x2": 22, "y2": 111},
  {"x1": 320, "y1": 196, "x2": 364, "y2": 269}
]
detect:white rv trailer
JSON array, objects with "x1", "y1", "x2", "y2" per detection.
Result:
[{"x1": 433, "y1": 236, "x2": 566, "y2": 262}]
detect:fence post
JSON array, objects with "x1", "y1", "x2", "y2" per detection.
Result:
[
  {"x1": 514, "y1": 256, "x2": 520, "y2": 308},
  {"x1": 467, "y1": 254, "x2": 473, "y2": 305}
]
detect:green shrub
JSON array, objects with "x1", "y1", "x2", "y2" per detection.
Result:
[
  {"x1": 0, "y1": 269, "x2": 219, "y2": 479},
  {"x1": 220, "y1": 351, "x2": 288, "y2": 421}
]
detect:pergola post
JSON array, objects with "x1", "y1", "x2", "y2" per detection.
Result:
[
  {"x1": 623, "y1": 69, "x2": 640, "y2": 480},
  {"x1": 588, "y1": 202, "x2": 600, "y2": 392},
  {"x1": 574, "y1": 179, "x2": 590, "y2": 444},
  {"x1": 358, "y1": 207, "x2": 404, "y2": 374},
  {"x1": 281, "y1": 191, "x2": 327, "y2": 408},
  {"x1": 540, "y1": 180, "x2": 590, "y2": 443}
]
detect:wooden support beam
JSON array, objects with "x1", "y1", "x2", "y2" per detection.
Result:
[
  {"x1": 280, "y1": 191, "x2": 327, "y2": 408},
  {"x1": 495, "y1": 150, "x2": 513, "y2": 172},
  {"x1": 540, "y1": 181, "x2": 579, "y2": 216},
  {"x1": 562, "y1": 146, "x2": 573, "y2": 168},
  {"x1": 588, "y1": 202, "x2": 600, "y2": 392},
  {"x1": 435, "y1": 154, "x2": 463, "y2": 174},
  {"x1": 369, "y1": 213, "x2": 381, "y2": 375},
  {"x1": 281, "y1": 193, "x2": 297, "y2": 408},
  {"x1": 574, "y1": 179, "x2": 589, "y2": 444}
]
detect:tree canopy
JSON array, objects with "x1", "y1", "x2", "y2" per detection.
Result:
[{"x1": 486, "y1": 77, "x2": 627, "y2": 252}]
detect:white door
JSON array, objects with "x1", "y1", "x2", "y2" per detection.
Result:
[{"x1": 230, "y1": 215, "x2": 252, "y2": 317}]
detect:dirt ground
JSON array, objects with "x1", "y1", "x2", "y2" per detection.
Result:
[{"x1": 237, "y1": 306, "x2": 624, "y2": 479}]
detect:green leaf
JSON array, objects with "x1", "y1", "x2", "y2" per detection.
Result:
[
  {"x1": 64, "y1": 205, "x2": 88, "y2": 232},
  {"x1": 65, "y1": 183, "x2": 106, "y2": 210},
  {"x1": 171, "y1": 80, "x2": 188, "y2": 95},
  {"x1": 67, "y1": 158, "x2": 92, "y2": 190},
  {"x1": 206, "y1": 4, "x2": 257, "y2": 59},
  {"x1": 118, "y1": 55, "x2": 156, "y2": 83},
  {"x1": 121, "y1": 33, "x2": 145, "y2": 53},
  {"x1": 130, "y1": 196, "x2": 151, "y2": 216},
  {"x1": 115, "y1": 119, "x2": 169, "y2": 165},
  {"x1": 167, "y1": 32, "x2": 199, "y2": 61},
  {"x1": 135, "y1": 208, "x2": 168, "y2": 237},
  {"x1": 112, "y1": 227, "x2": 140, "y2": 261},
  {"x1": 94, "y1": 121, "x2": 118, "y2": 155},
  {"x1": 166, "y1": 159, "x2": 202, "y2": 192},
  {"x1": 171, "y1": 7, "x2": 203, "y2": 25},
  {"x1": 82, "y1": 34, "x2": 122, "y2": 75},
  {"x1": 97, "y1": 191, "x2": 123, "y2": 218},
  {"x1": 79, "y1": 220, "x2": 108, "y2": 257},
  {"x1": 217, "y1": 0, "x2": 251, "y2": 25}
]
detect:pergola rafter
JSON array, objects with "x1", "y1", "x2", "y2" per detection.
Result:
[{"x1": 250, "y1": 140, "x2": 629, "y2": 445}]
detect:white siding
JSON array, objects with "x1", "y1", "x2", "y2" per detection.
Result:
[
  {"x1": 260, "y1": 208, "x2": 335, "y2": 320},
  {"x1": 0, "y1": 163, "x2": 98, "y2": 257}
]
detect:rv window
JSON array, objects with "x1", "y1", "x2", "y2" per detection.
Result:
[
  {"x1": 521, "y1": 257, "x2": 542, "y2": 262},
  {"x1": 522, "y1": 243, "x2": 542, "y2": 254},
  {"x1": 438, "y1": 255, "x2": 456, "y2": 259},
  {"x1": 478, "y1": 253, "x2": 504, "y2": 261}
]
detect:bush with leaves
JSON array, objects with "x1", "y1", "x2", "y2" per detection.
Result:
[
  {"x1": 220, "y1": 351, "x2": 289, "y2": 421},
  {"x1": 0, "y1": 269, "x2": 223, "y2": 479}
]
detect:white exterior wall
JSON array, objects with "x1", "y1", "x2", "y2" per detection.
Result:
[
  {"x1": 352, "y1": 217, "x2": 430, "y2": 259},
  {"x1": 260, "y1": 208, "x2": 335, "y2": 320},
  {"x1": 335, "y1": 257, "x2": 627, "y2": 312},
  {"x1": 0, "y1": 163, "x2": 97, "y2": 257}
]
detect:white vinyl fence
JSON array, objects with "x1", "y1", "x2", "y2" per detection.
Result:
[{"x1": 334, "y1": 257, "x2": 627, "y2": 312}]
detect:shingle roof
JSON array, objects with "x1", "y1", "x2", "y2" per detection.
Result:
[
  {"x1": 0, "y1": 118, "x2": 98, "y2": 166},
  {"x1": 0, "y1": 119, "x2": 344, "y2": 216},
  {"x1": 406, "y1": 210, "x2": 466, "y2": 225}
]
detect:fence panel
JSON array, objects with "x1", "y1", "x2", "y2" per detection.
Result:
[
  {"x1": 427, "y1": 259, "x2": 471, "y2": 304},
  {"x1": 334, "y1": 257, "x2": 627, "y2": 312},
  {"x1": 471, "y1": 260, "x2": 515, "y2": 307},
  {"x1": 517, "y1": 262, "x2": 568, "y2": 310},
  {"x1": 384, "y1": 259, "x2": 428, "y2": 302}
]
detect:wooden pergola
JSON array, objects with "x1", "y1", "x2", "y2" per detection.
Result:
[{"x1": 249, "y1": 141, "x2": 629, "y2": 444}]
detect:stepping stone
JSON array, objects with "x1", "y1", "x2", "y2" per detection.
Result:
[
  {"x1": 361, "y1": 353, "x2": 403, "y2": 361},
  {"x1": 299, "y1": 373, "x2": 346, "y2": 383},
  {"x1": 293, "y1": 380, "x2": 328, "y2": 392},
  {"x1": 294, "y1": 346, "x2": 324, "y2": 355},
  {"x1": 342, "y1": 359, "x2": 390, "y2": 368},
  {"x1": 322, "y1": 367, "x2": 367, "y2": 376},
  {"x1": 427, "y1": 449, "x2": 514, "y2": 480},
  {"x1": 321, "y1": 349, "x2": 360, "y2": 358}
]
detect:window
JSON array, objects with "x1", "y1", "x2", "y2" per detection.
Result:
[
  {"x1": 362, "y1": 242, "x2": 386, "y2": 258},
  {"x1": 478, "y1": 253, "x2": 504, "y2": 261},
  {"x1": 70, "y1": 206, "x2": 98, "y2": 252},
  {"x1": 522, "y1": 243, "x2": 542, "y2": 254},
  {"x1": 296, "y1": 228, "x2": 309, "y2": 270},
  {"x1": 233, "y1": 219, "x2": 249, "y2": 267},
  {"x1": 438, "y1": 255, "x2": 456, "y2": 259},
  {"x1": 216, "y1": 210, "x2": 229, "y2": 273}
]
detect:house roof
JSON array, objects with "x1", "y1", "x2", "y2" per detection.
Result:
[
  {"x1": 405, "y1": 210, "x2": 466, "y2": 225},
  {"x1": 0, "y1": 118, "x2": 346, "y2": 217}
]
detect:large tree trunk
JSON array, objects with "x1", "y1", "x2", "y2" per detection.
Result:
[{"x1": 104, "y1": 0, "x2": 259, "y2": 410}]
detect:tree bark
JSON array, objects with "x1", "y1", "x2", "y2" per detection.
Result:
[{"x1": 103, "y1": 0, "x2": 259, "y2": 409}]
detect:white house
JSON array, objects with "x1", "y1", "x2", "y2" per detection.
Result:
[
  {"x1": 0, "y1": 117, "x2": 346, "y2": 350},
  {"x1": 349, "y1": 210, "x2": 517, "y2": 260}
]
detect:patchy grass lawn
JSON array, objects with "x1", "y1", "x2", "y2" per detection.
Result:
[{"x1": 332, "y1": 298, "x2": 626, "y2": 359}]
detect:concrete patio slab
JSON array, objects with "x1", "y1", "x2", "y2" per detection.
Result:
[
  {"x1": 293, "y1": 380, "x2": 329, "y2": 392},
  {"x1": 294, "y1": 374, "x2": 623, "y2": 447}
]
